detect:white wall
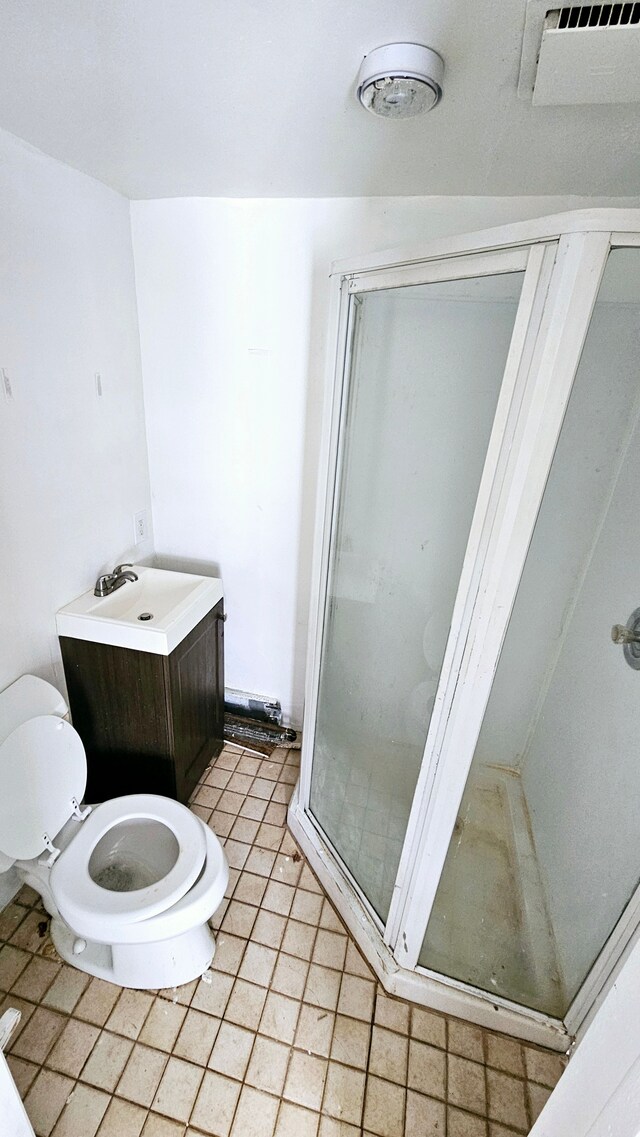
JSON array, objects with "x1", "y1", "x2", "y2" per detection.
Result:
[
  {"x1": 0, "y1": 129, "x2": 153, "y2": 698},
  {"x1": 131, "y1": 195, "x2": 638, "y2": 725}
]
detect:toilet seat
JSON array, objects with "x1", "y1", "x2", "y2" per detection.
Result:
[{"x1": 51, "y1": 794, "x2": 207, "y2": 939}]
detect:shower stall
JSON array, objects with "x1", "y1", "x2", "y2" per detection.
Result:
[{"x1": 288, "y1": 210, "x2": 640, "y2": 1050}]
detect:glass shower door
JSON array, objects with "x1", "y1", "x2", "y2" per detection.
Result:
[
  {"x1": 308, "y1": 264, "x2": 527, "y2": 923},
  {"x1": 419, "y1": 247, "x2": 640, "y2": 1021}
]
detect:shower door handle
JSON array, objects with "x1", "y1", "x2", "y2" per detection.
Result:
[
  {"x1": 611, "y1": 624, "x2": 640, "y2": 645},
  {"x1": 612, "y1": 608, "x2": 640, "y2": 671}
]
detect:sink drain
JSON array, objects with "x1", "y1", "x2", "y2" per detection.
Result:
[{"x1": 138, "y1": 612, "x2": 154, "y2": 621}]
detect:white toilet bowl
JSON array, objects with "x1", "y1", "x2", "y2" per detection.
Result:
[{"x1": 0, "y1": 676, "x2": 228, "y2": 989}]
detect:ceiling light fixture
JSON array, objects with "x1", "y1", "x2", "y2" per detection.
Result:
[{"x1": 356, "y1": 42, "x2": 444, "y2": 119}]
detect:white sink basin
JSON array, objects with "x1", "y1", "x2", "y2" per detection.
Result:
[{"x1": 56, "y1": 567, "x2": 224, "y2": 655}]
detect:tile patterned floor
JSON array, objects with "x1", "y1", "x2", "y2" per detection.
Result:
[{"x1": 0, "y1": 742, "x2": 567, "y2": 1136}]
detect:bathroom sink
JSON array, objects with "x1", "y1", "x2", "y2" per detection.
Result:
[{"x1": 56, "y1": 567, "x2": 223, "y2": 655}]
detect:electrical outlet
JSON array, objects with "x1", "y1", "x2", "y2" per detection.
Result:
[{"x1": 134, "y1": 509, "x2": 149, "y2": 544}]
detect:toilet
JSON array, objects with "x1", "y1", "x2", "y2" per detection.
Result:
[{"x1": 0, "y1": 675, "x2": 229, "y2": 989}]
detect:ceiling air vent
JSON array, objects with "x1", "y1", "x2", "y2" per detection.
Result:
[{"x1": 518, "y1": 0, "x2": 640, "y2": 104}]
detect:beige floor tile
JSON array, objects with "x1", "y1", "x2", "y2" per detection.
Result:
[
  {"x1": 252, "y1": 909, "x2": 286, "y2": 950},
  {"x1": 74, "y1": 977, "x2": 121, "y2": 1026},
  {"x1": 368, "y1": 1025, "x2": 408, "y2": 1085},
  {"x1": 373, "y1": 992, "x2": 410, "y2": 1035},
  {"x1": 406, "y1": 1091, "x2": 446, "y2": 1136},
  {"x1": 281, "y1": 919, "x2": 316, "y2": 959},
  {"x1": 230, "y1": 800, "x2": 262, "y2": 830},
  {"x1": 410, "y1": 1006, "x2": 447, "y2": 1048},
  {"x1": 271, "y1": 953, "x2": 309, "y2": 1000},
  {"x1": 312, "y1": 930, "x2": 347, "y2": 972},
  {"x1": 528, "y1": 1080, "x2": 552, "y2": 1123},
  {"x1": 191, "y1": 969, "x2": 234, "y2": 1016},
  {"x1": 81, "y1": 1030, "x2": 133, "y2": 1091},
  {"x1": 448, "y1": 1055, "x2": 487, "y2": 1116},
  {"x1": 217, "y1": 790, "x2": 245, "y2": 815},
  {"x1": 487, "y1": 1069, "x2": 528, "y2": 1130},
  {"x1": 448, "y1": 1019, "x2": 485, "y2": 1063},
  {"x1": 407, "y1": 1038, "x2": 446, "y2": 1098},
  {"x1": 448, "y1": 1105, "x2": 488, "y2": 1136},
  {"x1": 47, "y1": 1018, "x2": 100, "y2": 1077},
  {"x1": 250, "y1": 778, "x2": 276, "y2": 801},
  {"x1": 322, "y1": 1061, "x2": 366, "y2": 1126},
  {"x1": 363, "y1": 1075, "x2": 406, "y2": 1137},
  {"x1": 275, "y1": 1100, "x2": 319, "y2": 1137},
  {"x1": 238, "y1": 941, "x2": 278, "y2": 987},
  {"x1": 208, "y1": 1021, "x2": 255, "y2": 1079},
  {"x1": 225, "y1": 839, "x2": 252, "y2": 870},
  {"x1": 51, "y1": 1084, "x2": 110, "y2": 1137},
  {"x1": 305, "y1": 964, "x2": 341, "y2": 1012},
  {"x1": 141, "y1": 1113, "x2": 187, "y2": 1136},
  {"x1": 262, "y1": 880, "x2": 295, "y2": 916},
  {"x1": 318, "y1": 901, "x2": 344, "y2": 934},
  {"x1": 233, "y1": 871, "x2": 269, "y2": 907},
  {"x1": 42, "y1": 966, "x2": 90, "y2": 1014},
  {"x1": 486, "y1": 1034, "x2": 525, "y2": 1077},
  {"x1": 290, "y1": 890, "x2": 323, "y2": 926},
  {"x1": 211, "y1": 932, "x2": 247, "y2": 976},
  {"x1": 211, "y1": 811, "x2": 235, "y2": 838},
  {"x1": 294, "y1": 1003, "x2": 335, "y2": 1057},
  {"x1": 283, "y1": 1050, "x2": 328, "y2": 1111},
  {"x1": 318, "y1": 1117, "x2": 361, "y2": 1137},
  {"x1": 245, "y1": 1035, "x2": 290, "y2": 1095},
  {"x1": 95, "y1": 1096, "x2": 147, "y2": 1137},
  {"x1": 227, "y1": 772, "x2": 255, "y2": 795},
  {"x1": 191, "y1": 1070, "x2": 241, "y2": 1136},
  {"x1": 11, "y1": 1006, "x2": 66, "y2": 1064},
  {"x1": 174, "y1": 1008, "x2": 219, "y2": 1066},
  {"x1": 0, "y1": 902, "x2": 28, "y2": 942},
  {"x1": 239, "y1": 800, "x2": 269, "y2": 826},
  {"x1": 24, "y1": 1069, "x2": 74, "y2": 1137},
  {"x1": 523, "y1": 1046, "x2": 567, "y2": 1088},
  {"x1": 10, "y1": 909, "x2": 50, "y2": 952},
  {"x1": 336, "y1": 974, "x2": 376, "y2": 1022},
  {"x1": 139, "y1": 998, "x2": 187, "y2": 1051},
  {"x1": 256, "y1": 823, "x2": 284, "y2": 851},
  {"x1": 158, "y1": 979, "x2": 199, "y2": 1006},
  {"x1": 106, "y1": 989, "x2": 154, "y2": 1040},
  {"x1": 297, "y1": 868, "x2": 322, "y2": 895},
  {"x1": 225, "y1": 978, "x2": 268, "y2": 1030},
  {"x1": 117, "y1": 1042, "x2": 168, "y2": 1107},
  {"x1": 6, "y1": 1054, "x2": 39, "y2": 1097},
  {"x1": 330, "y1": 1014, "x2": 371, "y2": 1070},
  {"x1": 12, "y1": 955, "x2": 60, "y2": 1002},
  {"x1": 220, "y1": 900, "x2": 259, "y2": 939},
  {"x1": 259, "y1": 991, "x2": 300, "y2": 1044},
  {"x1": 230, "y1": 1084, "x2": 280, "y2": 1137},
  {"x1": 152, "y1": 1055, "x2": 204, "y2": 1121},
  {"x1": 343, "y1": 942, "x2": 373, "y2": 980},
  {"x1": 271, "y1": 851, "x2": 302, "y2": 886},
  {"x1": 489, "y1": 1125, "x2": 524, "y2": 1137}
]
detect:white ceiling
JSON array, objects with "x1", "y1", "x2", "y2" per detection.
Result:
[{"x1": 0, "y1": 0, "x2": 638, "y2": 200}]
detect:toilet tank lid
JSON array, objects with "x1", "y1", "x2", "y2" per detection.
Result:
[{"x1": 0, "y1": 676, "x2": 68, "y2": 746}]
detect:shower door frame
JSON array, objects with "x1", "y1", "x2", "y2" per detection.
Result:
[{"x1": 290, "y1": 209, "x2": 640, "y2": 1051}]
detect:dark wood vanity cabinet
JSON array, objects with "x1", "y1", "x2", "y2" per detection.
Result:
[{"x1": 59, "y1": 599, "x2": 225, "y2": 805}]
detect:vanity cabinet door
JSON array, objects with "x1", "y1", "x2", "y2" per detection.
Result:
[
  {"x1": 59, "y1": 599, "x2": 224, "y2": 805},
  {"x1": 166, "y1": 599, "x2": 225, "y2": 802}
]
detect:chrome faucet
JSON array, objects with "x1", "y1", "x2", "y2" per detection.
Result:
[{"x1": 94, "y1": 563, "x2": 139, "y2": 597}]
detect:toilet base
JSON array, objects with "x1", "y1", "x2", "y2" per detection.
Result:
[{"x1": 50, "y1": 916, "x2": 216, "y2": 990}]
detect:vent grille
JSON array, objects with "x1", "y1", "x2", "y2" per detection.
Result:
[{"x1": 548, "y1": 3, "x2": 640, "y2": 29}]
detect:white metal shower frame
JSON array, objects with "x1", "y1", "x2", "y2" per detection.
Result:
[{"x1": 289, "y1": 209, "x2": 640, "y2": 1052}]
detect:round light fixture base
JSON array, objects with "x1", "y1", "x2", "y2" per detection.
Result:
[{"x1": 356, "y1": 43, "x2": 444, "y2": 119}]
